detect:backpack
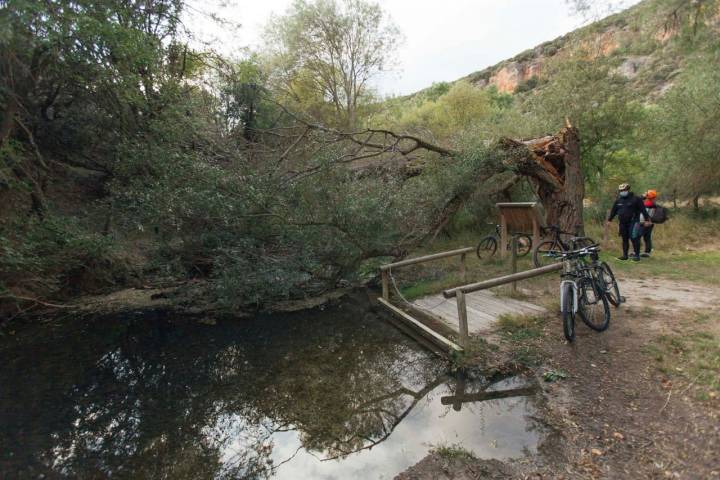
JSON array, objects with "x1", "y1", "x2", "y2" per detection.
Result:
[{"x1": 650, "y1": 205, "x2": 668, "y2": 224}]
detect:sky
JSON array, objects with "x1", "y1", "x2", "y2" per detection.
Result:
[{"x1": 187, "y1": 0, "x2": 640, "y2": 96}]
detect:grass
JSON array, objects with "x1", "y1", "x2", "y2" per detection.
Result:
[
  {"x1": 430, "y1": 442, "x2": 478, "y2": 461},
  {"x1": 644, "y1": 313, "x2": 720, "y2": 402},
  {"x1": 602, "y1": 250, "x2": 720, "y2": 285},
  {"x1": 586, "y1": 207, "x2": 720, "y2": 285},
  {"x1": 495, "y1": 313, "x2": 549, "y2": 367},
  {"x1": 497, "y1": 313, "x2": 545, "y2": 341}
]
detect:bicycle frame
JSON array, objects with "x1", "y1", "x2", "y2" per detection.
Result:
[
  {"x1": 559, "y1": 250, "x2": 603, "y2": 314},
  {"x1": 560, "y1": 278, "x2": 579, "y2": 314}
]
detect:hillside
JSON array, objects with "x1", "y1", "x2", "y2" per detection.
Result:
[{"x1": 414, "y1": 0, "x2": 719, "y2": 100}]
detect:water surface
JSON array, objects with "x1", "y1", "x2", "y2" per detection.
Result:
[{"x1": 0, "y1": 295, "x2": 542, "y2": 479}]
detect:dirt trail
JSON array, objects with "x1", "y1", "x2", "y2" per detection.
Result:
[{"x1": 619, "y1": 276, "x2": 720, "y2": 312}]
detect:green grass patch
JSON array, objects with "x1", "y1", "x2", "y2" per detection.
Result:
[
  {"x1": 399, "y1": 272, "x2": 464, "y2": 300},
  {"x1": 646, "y1": 319, "x2": 720, "y2": 401},
  {"x1": 430, "y1": 442, "x2": 477, "y2": 461},
  {"x1": 497, "y1": 313, "x2": 545, "y2": 341},
  {"x1": 605, "y1": 250, "x2": 720, "y2": 285},
  {"x1": 586, "y1": 207, "x2": 720, "y2": 285}
]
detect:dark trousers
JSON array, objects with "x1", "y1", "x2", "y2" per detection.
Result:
[
  {"x1": 642, "y1": 224, "x2": 654, "y2": 253},
  {"x1": 619, "y1": 222, "x2": 640, "y2": 257}
]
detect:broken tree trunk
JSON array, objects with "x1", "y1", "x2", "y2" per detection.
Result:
[
  {"x1": 415, "y1": 123, "x2": 585, "y2": 243},
  {"x1": 500, "y1": 121, "x2": 584, "y2": 235}
]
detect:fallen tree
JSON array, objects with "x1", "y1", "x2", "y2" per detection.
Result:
[
  {"x1": 500, "y1": 119, "x2": 584, "y2": 234},
  {"x1": 259, "y1": 113, "x2": 585, "y2": 240}
]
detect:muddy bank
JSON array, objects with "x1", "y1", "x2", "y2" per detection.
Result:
[{"x1": 1, "y1": 279, "x2": 364, "y2": 329}]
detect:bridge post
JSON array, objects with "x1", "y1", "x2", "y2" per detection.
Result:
[
  {"x1": 456, "y1": 290, "x2": 469, "y2": 348},
  {"x1": 511, "y1": 236, "x2": 518, "y2": 293},
  {"x1": 499, "y1": 212, "x2": 508, "y2": 259},
  {"x1": 381, "y1": 270, "x2": 389, "y2": 300}
]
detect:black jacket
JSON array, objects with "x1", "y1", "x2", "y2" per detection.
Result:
[{"x1": 608, "y1": 192, "x2": 649, "y2": 224}]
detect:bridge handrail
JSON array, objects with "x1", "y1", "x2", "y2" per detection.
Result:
[
  {"x1": 442, "y1": 262, "x2": 562, "y2": 299},
  {"x1": 379, "y1": 247, "x2": 474, "y2": 271}
]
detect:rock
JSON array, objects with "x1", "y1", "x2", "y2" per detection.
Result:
[{"x1": 614, "y1": 56, "x2": 649, "y2": 79}]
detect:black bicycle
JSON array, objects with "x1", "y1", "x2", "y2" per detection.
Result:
[
  {"x1": 552, "y1": 244, "x2": 612, "y2": 342},
  {"x1": 531, "y1": 225, "x2": 593, "y2": 268},
  {"x1": 476, "y1": 224, "x2": 532, "y2": 259}
]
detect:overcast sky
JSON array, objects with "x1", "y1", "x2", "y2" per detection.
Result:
[{"x1": 187, "y1": 0, "x2": 640, "y2": 96}]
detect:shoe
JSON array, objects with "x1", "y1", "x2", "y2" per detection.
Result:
[
  {"x1": 617, "y1": 256, "x2": 629, "y2": 260},
  {"x1": 640, "y1": 252, "x2": 650, "y2": 257},
  {"x1": 631, "y1": 255, "x2": 640, "y2": 261}
]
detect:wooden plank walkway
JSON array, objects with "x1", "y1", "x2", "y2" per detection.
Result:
[{"x1": 413, "y1": 290, "x2": 546, "y2": 334}]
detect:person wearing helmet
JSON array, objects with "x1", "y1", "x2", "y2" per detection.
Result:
[
  {"x1": 606, "y1": 183, "x2": 650, "y2": 261},
  {"x1": 641, "y1": 190, "x2": 658, "y2": 257}
]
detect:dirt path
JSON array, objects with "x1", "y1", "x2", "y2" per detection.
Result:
[
  {"x1": 619, "y1": 276, "x2": 719, "y2": 312},
  {"x1": 397, "y1": 276, "x2": 720, "y2": 479}
]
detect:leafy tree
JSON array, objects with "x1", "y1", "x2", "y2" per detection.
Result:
[
  {"x1": 525, "y1": 55, "x2": 644, "y2": 199},
  {"x1": 0, "y1": 0, "x2": 189, "y2": 216},
  {"x1": 643, "y1": 58, "x2": 720, "y2": 207},
  {"x1": 264, "y1": 0, "x2": 402, "y2": 128}
]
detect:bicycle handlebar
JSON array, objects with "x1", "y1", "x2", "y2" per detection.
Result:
[{"x1": 547, "y1": 244, "x2": 600, "y2": 259}]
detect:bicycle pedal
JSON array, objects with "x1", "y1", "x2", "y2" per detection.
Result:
[{"x1": 620, "y1": 296, "x2": 626, "y2": 303}]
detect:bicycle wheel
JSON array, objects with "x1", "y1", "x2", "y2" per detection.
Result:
[
  {"x1": 476, "y1": 235, "x2": 498, "y2": 259},
  {"x1": 578, "y1": 277, "x2": 611, "y2": 331},
  {"x1": 515, "y1": 234, "x2": 532, "y2": 257},
  {"x1": 532, "y1": 240, "x2": 561, "y2": 268},
  {"x1": 561, "y1": 282, "x2": 576, "y2": 342},
  {"x1": 598, "y1": 261, "x2": 621, "y2": 307}
]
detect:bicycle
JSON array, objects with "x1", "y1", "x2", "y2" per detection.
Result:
[
  {"x1": 476, "y1": 224, "x2": 532, "y2": 259},
  {"x1": 552, "y1": 244, "x2": 612, "y2": 342},
  {"x1": 531, "y1": 225, "x2": 589, "y2": 268}
]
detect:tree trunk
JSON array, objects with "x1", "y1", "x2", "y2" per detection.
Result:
[
  {"x1": 693, "y1": 194, "x2": 700, "y2": 211},
  {"x1": 2, "y1": 97, "x2": 47, "y2": 218},
  {"x1": 413, "y1": 123, "x2": 585, "y2": 244},
  {"x1": 500, "y1": 122, "x2": 584, "y2": 235}
]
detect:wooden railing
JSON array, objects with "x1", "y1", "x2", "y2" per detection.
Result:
[
  {"x1": 378, "y1": 244, "x2": 563, "y2": 352},
  {"x1": 379, "y1": 247, "x2": 474, "y2": 301},
  {"x1": 442, "y1": 262, "x2": 563, "y2": 347}
]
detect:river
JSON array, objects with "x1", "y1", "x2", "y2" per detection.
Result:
[{"x1": 0, "y1": 293, "x2": 543, "y2": 479}]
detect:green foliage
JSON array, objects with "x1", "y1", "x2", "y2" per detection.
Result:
[
  {"x1": 525, "y1": 55, "x2": 645, "y2": 201},
  {"x1": 0, "y1": 216, "x2": 128, "y2": 297},
  {"x1": 497, "y1": 313, "x2": 544, "y2": 341},
  {"x1": 263, "y1": 0, "x2": 401, "y2": 128},
  {"x1": 374, "y1": 80, "x2": 523, "y2": 144},
  {"x1": 431, "y1": 442, "x2": 477, "y2": 460},
  {"x1": 514, "y1": 75, "x2": 539, "y2": 93},
  {"x1": 542, "y1": 369, "x2": 568, "y2": 382},
  {"x1": 642, "y1": 55, "x2": 720, "y2": 199},
  {"x1": 425, "y1": 81, "x2": 451, "y2": 101}
]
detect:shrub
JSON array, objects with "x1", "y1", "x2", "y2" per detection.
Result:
[{"x1": 0, "y1": 216, "x2": 131, "y2": 299}]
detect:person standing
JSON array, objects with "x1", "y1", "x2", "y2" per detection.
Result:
[
  {"x1": 641, "y1": 190, "x2": 658, "y2": 257},
  {"x1": 606, "y1": 183, "x2": 649, "y2": 261}
]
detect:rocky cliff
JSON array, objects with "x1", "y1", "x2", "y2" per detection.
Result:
[{"x1": 441, "y1": 0, "x2": 719, "y2": 97}]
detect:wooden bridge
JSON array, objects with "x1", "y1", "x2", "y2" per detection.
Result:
[{"x1": 378, "y1": 246, "x2": 562, "y2": 356}]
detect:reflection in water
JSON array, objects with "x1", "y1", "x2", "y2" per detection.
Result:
[{"x1": 0, "y1": 296, "x2": 542, "y2": 479}]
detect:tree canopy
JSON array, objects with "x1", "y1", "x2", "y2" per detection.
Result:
[{"x1": 263, "y1": 0, "x2": 401, "y2": 128}]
